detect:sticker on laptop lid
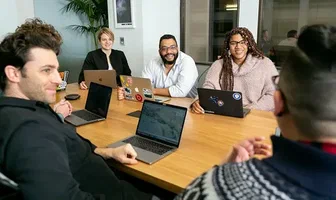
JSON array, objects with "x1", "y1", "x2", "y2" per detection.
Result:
[
  {"x1": 120, "y1": 76, "x2": 127, "y2": 86},
  {"x1": 143, "y1": 88, "x2": 153, "y2": 99},
  {"x1": 127, "y1": 77, "x2": 133, "y2": 86},
  {"x1": 135, "y1": 94, "x2": 143, "y2": 102},
  {"x1": 217, "y1": 100, "x2": 224, "y2": 107},
  {"x1": 125, "y1": 87, "x2": 132, "y2": 94},
  {"x1": 125, "y1": 94, "x2": 133, "y2": 100},
  {"x1": 209, "y1": 96, "x2": 219, "y2": 104},
  {"x1": 232, "y1": 93, "x2": 241, "y2": 100}
]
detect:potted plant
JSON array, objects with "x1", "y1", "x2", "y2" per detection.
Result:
[{"x1": 61, "y1": 0, "x2": 108, "y2": 49}]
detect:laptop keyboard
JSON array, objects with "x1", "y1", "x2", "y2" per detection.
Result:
[
  {"x1": 123, "y1": 137, "x2": 173, "y2": 155},
  {"x1": 73, "y1": 110, "x2": 101, "y2": 121}
]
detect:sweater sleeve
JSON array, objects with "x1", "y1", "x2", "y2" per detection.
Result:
[
  {"x1": 252, "y1": 60, "x2": 279, "y2": 111},
  {"x1": 5, "y1": 121, "x2": 97, "y2": 200},
  {"x1": 202, "y1": 60, "x2": 222, "y2": 90}
]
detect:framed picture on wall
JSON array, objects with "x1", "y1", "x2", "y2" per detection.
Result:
[{"x1": 113, "y1": 0, "x2": 135, "y2": 28}]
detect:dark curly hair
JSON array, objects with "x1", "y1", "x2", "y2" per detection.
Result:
[
  {"x1": 0, "y1": 18, "x2": 62, "y2": 90},
  {"x1": 219, "y1": 27, "x2": 264, "y2": 90}
]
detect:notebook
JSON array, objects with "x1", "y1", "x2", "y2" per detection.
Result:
[
  {"x1": 65, "y1": 82, "x2": 112, "y2": 126},
  {"x1": 109, "y1": 100, "x2": 187, "y2": 164},
  {"x1": 197, "y1": 88, "x2": 250, "y2": 118},
  {"x1": 120, "y1": 75, "x2": 170, "y2": 103}
]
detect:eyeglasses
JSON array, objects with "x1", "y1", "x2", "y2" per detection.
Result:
[
  {"x1": 160, "y1": 45, "x2": 177, "y2": 52},
  {"x1": 272, "y1": 75, "x2": 280, "y2": 90},
  {"x1": 229, "y1": 40, "x2": 248, "y2": 46}
]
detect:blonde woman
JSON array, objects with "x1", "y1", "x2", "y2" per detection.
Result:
[{"x1": 78, "y1": 27, "x2": 131, "y2": 89}]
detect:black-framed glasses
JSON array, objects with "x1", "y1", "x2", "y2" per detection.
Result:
[
  {"x1": 272, "y1": 75, "x2": 280, "y2": 90},
  {"x1": 160, "y1": 45, "x2": 177, "y2": 52},
  {"x1": 229, "y1": 40, "x2": 248, "y2": 46}
]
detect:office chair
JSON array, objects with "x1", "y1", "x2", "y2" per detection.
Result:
[{"x1": 273, "y1": 45, "x2": 294, "y2": 68}]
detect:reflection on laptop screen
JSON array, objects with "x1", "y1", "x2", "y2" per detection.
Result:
[
  {"x1": 85, "y1": 83, "x2": 112, "y2": 117},
  {"x1": 137, "y1": 101, "x2": 186, "y2": 146}
]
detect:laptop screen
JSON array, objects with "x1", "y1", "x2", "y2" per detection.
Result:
[
  {"x1": 85, "y1": 82, "x2": 112, "y2": 118},
  {"x1": 136, "y1": 101, "x2": 187, "y2": 147}
]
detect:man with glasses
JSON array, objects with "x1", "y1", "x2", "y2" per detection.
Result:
[
  {"x1": 176, "y1": 24, "x2": 336, "y2": 199},
  {"x1": 118, "y1": 34, "x2": 198, "y2": 99}
]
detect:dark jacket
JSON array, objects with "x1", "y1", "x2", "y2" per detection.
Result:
[
  {"x1": 78, "y1": 49, "x2": 132, "y2": 86},
  {"x1": 0, "y1": 97, "x2": 151, "y2": 200}
]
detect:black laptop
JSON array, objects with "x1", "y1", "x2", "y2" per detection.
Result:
[
  {"x1": 197, "y1": 88, "x2": 250, "y2": 118},
  {"x1": 65, "y1": 82, "x2": 112, "y2": 126},
  {"x1": 109, "y1": 100, "x2": 187, "y2": 164}
]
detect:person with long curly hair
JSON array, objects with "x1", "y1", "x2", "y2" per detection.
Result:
[{"x1": 191, "y1": 27, "x2": 278, "y2": 113}]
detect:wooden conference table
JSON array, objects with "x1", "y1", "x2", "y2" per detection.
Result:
[{"x1": 56, "y1": 83, "x2": 278, "y2": 194}]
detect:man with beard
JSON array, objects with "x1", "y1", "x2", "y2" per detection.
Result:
[{"x1": 118, "y1": 34, "x2": 198, "y2": 99}]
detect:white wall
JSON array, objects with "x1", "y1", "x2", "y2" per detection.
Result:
[
  {"x1": 142, "y1": 0, "x2": 180, "y2": 70},
  {"x1": 0, "y1": 0, "x2": 34, "y2": 40},
  {"x1": 107, "y1": 0, "x2": 180, "y2": 77},
  {"x1": 238, "y1": 0, "x2": 260, "y2": 40},
  {"x1": 34, "y1": 0, "x2": 94, "y2": 83}
]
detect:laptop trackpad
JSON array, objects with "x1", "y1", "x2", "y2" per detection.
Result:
[
  {"x1": 133, "y1": 146, "x2": 162, "y2": 164},
  {"x1": 65, "y1": 114, "x2": 87, "y2": 125},
  {"x1": 108, "y1": 141, "x2": 163, "y2": 164}
]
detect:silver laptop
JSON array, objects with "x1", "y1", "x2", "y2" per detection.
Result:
[
  {"x1": 109, "y1": 100, "x2": 187, "y2": 164},
  {"x1": 120, "y1": 75, "x2": 170, "y2": 103},
  {"x1": 65, "y1": 82, "x2": 112, "y2": 126},
  {"x1": 84, "y1": 69, "x2": 117, "y2": 89}
]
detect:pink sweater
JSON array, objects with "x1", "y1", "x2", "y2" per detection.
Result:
[{"x1": 203, "y1": 54, "x2": 278, "y2": 111}]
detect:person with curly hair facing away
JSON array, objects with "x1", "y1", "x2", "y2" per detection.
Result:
[{"x1": 191, "y1": 27, "x2": 278, "y2": 113}]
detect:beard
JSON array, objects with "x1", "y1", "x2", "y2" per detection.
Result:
[
  {"x1": 19, "y1": 75, "x2": 57, "y2": 104},
  {"x1": 160, "y1": 51, "x2": 179, "y2": 65}
]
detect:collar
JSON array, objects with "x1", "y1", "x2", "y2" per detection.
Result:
[
  {"x1": 0, "y1": 97, "x2": 64, "y2": 123},
  {"x1": 264, "y1": 135, "x2": 336, "y2": 197},
  {"x1": 98, "y1": 48, "x2": 114, "y2": 57},
  {"x1": 299, "y1": 141, "x2": 336, "y2": 155},
  {"x1": 0, "y1": 97, "x2": 49, "y2": 110},
  {"x1": 231, "y1": 54, "x2": 259, "y2": 76}
]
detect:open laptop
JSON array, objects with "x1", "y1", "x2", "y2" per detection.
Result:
[
  {"x1": 109, "y1": 100, "x2": 187, "y2": 164},
  {"x1": 120, "y1": 75, "x2": 170, "y2": 103},
  {"x1": 197, "y1": 88, "x2": 251, "y2": 118},
  {"x1": 84, "y1": 70, "x2": 117, "y2": 89},
  {"x1": 65, "y1": 82, "x2": 112, "y2": 126}
]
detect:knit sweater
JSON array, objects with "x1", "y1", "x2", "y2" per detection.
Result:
[
  {"x1": 202, "y1": 54, "x2": 278, "y2": 111},
  {"x1": 176, "y1": 136, "x2": 336, "y2": 200}
]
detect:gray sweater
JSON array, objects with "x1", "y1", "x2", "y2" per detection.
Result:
[{"x1": 203, "y1": 54, "x2": 278, "y2": 111}]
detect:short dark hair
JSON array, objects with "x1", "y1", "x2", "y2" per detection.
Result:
[
  {"x1": 0, "y1": 18, "x2": 62, "y2": 90},
  {"x1": 279, "y1": 24, "x2": 336, "y2": 138},
  {"x1": 287, "y1": 30, "x2": 297, "y2": 38},
  {"x1": 159, "y1": 34, "x2": 178, "y2": 48}
]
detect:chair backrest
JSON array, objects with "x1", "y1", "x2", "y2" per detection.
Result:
[{"x1": 273, "y1": 45, "x2": 294, "y2": 68}]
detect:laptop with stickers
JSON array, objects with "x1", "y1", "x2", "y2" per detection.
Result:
[
  {"x1": 197, "y1": 88, "x2": 250, "y2": 118},
  {"x1": 120, "y1": 75, "x2": 170, "y2": 103}
]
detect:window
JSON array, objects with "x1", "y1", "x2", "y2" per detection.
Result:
[
  {"x1": 181, "y1": 0, "x2": 238, "y2": 63},
  {"x1": 258, "y1": 0, "x2": 336, "y2": 65}
]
